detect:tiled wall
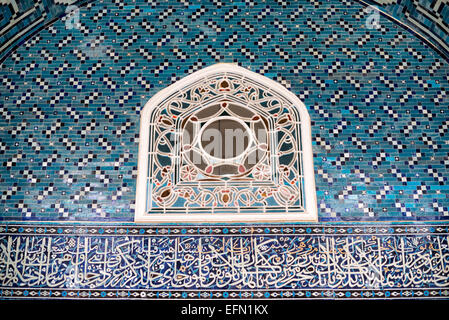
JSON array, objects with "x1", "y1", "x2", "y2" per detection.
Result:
[
  {"x1": 0, "y1": 1, "x2": 91, "y2": 63},
  {"x1": 0, "y1": 1, "x2": 449, "y2": 221},
  {"x1": 365, "y1": 0, "x2": 449, "y2": 59},
  {"x1": 1, "y1": 223, "x2": 447, "y2": 299},
  {"x1": 1, "y1": 0, "x2": 449, "y2": 301},
  {"x1": 0, "y1": 0, "x2": 448, "y2": 222},
  {"x1": 1, "y1": 0, "x2": 449, "y2": 63}
]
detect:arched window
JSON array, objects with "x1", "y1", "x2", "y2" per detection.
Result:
[{"x1": 135, "y1": 63, "x2": 317, "y2": 222}]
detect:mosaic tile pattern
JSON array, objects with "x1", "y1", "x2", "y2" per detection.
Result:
[
  {"x1": 0, "y1": 0, "x2": 91, "y2": 63},
  {"x1": 1, "y1": 1, "x2": 448, "y2": 63},
  {"x1": 137, "y1": 66, "x2": 315, "y2": 219},
  {"x1": 1, "y1": 223, "x2": 448, "y2": 299},
  {"x1": 365, "y1": 0, "x2": 449, "y2": 59},
  {"x1": 0, "y1": 0, "x2": 449, "y2": 222}
]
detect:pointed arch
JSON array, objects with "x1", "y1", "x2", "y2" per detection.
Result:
[{"x1": 135, "y1": 63, "x2": 317, "y2": 222}]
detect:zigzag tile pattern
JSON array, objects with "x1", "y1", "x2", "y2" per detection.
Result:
[
  {"x1": 0, "y1": 0, "x2": 448, "y2": 222},
  {"x1": 366, "y1": 0, "x2": 449, "y2": 58},
  {"x1": 0, "y1": 223, "x2": 448, "y2": 299}
]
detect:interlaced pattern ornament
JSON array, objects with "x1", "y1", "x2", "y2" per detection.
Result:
[{"x1": 135, "y1": 64, "x2": 317, "y2": 222}]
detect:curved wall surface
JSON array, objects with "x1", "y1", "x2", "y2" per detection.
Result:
[
  {"x1": 0, "y1": 0, "x2": 447, "y2": 222},
  {"x1": 367, "y1": 0, "x2": 449, "y2": 59},
  {"x1": 1, "y1": 0, "x2": 449, "y2": 62},
  {"x1": 0, "y1": 1, "x2": 89, "y2": 62},
  {"x1": 0, "y1": 0, "x2": 448, "y2": 302}
]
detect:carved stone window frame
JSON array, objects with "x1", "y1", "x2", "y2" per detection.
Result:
[{"x1": 135, "y1": 63, "x2": 317, "y2": 222}]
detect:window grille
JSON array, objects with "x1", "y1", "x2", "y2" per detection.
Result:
[{"x1": 135, "y1": 63, "x2": 317, "y2": 222}]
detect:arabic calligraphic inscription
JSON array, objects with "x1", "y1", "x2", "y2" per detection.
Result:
[{"x1": 0, "y1": 224, "x2": 448, "y2": 299}]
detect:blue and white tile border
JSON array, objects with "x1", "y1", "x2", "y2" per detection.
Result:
[{"x1": 1, "y1": 223, "x2": 448, "y2": 300}]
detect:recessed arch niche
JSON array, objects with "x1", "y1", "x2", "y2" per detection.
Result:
[{"x1": 135, "y1": 63, "x2": 317, "y2": 222}]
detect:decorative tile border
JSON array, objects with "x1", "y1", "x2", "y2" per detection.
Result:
[
  {"x1": 1, "y1": 223, "x2": 448, "y2": 299},
  {"x1": 2, "y1": 288, "x2": 447, "y2": 299}
]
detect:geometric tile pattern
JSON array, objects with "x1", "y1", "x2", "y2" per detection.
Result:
[
  {"x1": 136, "y1": 64, "x2": 315, "y2": 221},
  {"x1": 1, "y1": 223, "x2": 448, "y2": 299},
  {"x1": 365, "y1": 0, "x2": 449, "y2": 59},
  {"x1": 0, "y1": 0, "x2": 448, "y2": 222},
  {"x1": 1, "y1": 1, "x2": 448, "y2": 64}
]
